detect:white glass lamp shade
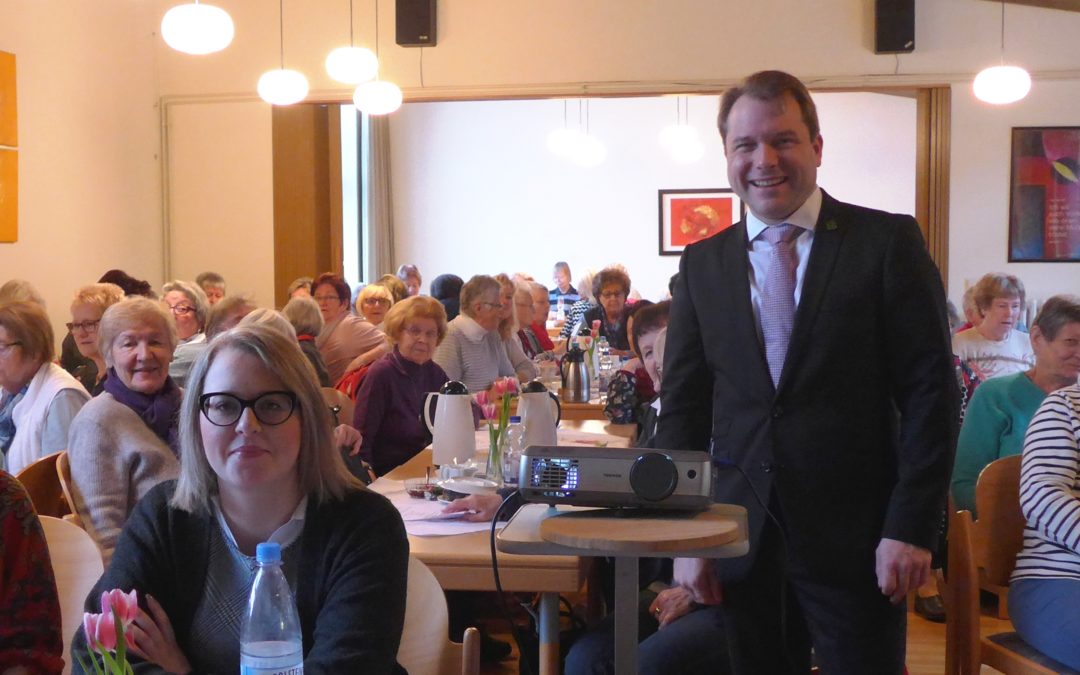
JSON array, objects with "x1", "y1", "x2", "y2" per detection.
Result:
[
  {"x1": 161, "y1": 3, "x2": 235, "y2": 55},
  {"x1": 659, "y1": 124, "x2": 705, "y2": 162},
  {"x1": 325, "y1": 46, "x2": 379, "y2": 84},
  {"x1": 257, "y1": 69, "x2": 310, "y2": 105},
  {"x1": 353, "y1": 80, "x2": 403, "y2": 115},
  {"x1": 973, "y1": 65, "x2": 1032, "y2": 105},
  {"x1": 546, "y1": 128, "x2": 584, "y2": 158},
  {"x1": 573, "y1": 134, "x2": 607, "y2": 167}
]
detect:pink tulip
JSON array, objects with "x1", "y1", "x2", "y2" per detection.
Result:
[
  {"x1": 505, "y1": 378, "x2": 519, "y2": 394},
  {"x1": 474, "y1": 391, "x2": 489, "y2": 406},
  {"x1": 101, "y1": 589, "x2": 139, "y2": 626},
  {"x1": 492, "y1": 379, "x2": 508, "y2": 397},
  {"x1": 591, "y1": 319, "x2": 601, "y2": 335},
  {"x1": 481, "y1": 403, "x2": 497, "y2": 420},
  {"x1": 83, "y1": 611, "x2": 117, "y2": 652}
]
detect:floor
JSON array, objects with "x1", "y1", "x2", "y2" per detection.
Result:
[{"x1": 475, "y1": 599, "x2": 1015, "y2": 675}]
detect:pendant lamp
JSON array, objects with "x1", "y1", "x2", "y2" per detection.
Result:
[
  {"x1": 160, "y1": 1, "x2": 234, "y2": 55},
  {"x1": 973, "y1": 2, "x2": 1031, "y2": 105},
  {"x1": 258, "y1": 0, "x2": 309, "y2": 106},
  {"x1": 326, "y1": 0, "x2": 379, "y2": 84}
]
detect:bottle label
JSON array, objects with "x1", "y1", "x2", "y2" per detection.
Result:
[
  {"x1": 241, "y1": 641, "x2": 303, "y2": 675},
  {"x1": 240, "y1": 666, "x2": 303, "y2": 675}
]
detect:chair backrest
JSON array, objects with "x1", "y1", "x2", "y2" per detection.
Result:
[
  {"x1": 39, "y1": 515, "x2": 105, "y2": 675},
  {"x1": 973, "y1": 455, "x2": 1024, "y2": 586},
  {"x1": 397, "y1": 556, "x2": 479, "y2": 675},
  {"x1": 320, "y1": 386, "x2": 356, "y2": 428},
  {"x1": 15, "y1": 451, "x2": 69, "y2": 518},
  {"x1": 55, "y1": 451, "x2": 84, "y2": 528}
]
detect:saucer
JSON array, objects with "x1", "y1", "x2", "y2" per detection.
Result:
[{"x1": 438, "y1": 477, "x2": 500, "y2": 495}]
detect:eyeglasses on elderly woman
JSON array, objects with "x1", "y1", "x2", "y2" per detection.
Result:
[{"x1": 199, "y1": 391, "x2": 298, "y2": 427}]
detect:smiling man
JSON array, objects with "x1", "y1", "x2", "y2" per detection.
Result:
[{"x1": 655, "y1": 71, "x2": 958, "y2": 674}]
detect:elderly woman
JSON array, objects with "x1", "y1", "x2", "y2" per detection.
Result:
[
  {"x1": 517, "y1": 282, "x2": 554, "y2": 359},
  {"x1": 71, "y1": 325, "x2": 408, "y2": 674},
  {"x1": 287, "y1": 276, "x2": 313, "y2": 300},
  {"x1": 397, "y1": 264, "x2": 422, "y2": 297},
  {"x1": 204, "y1": 294, "x2": 256, "y2": 341},
  {"x1": 313, "y1": 273, "x2": 387, "y2": 384},
  {"x1": 283, "y1": 296, "x2": 331, "y2": 387},
  {"x1": 67, "y1": 297, "x2": 182, "y2": 564},
  {"x1": 560, "y1": 269, "x2": 598, "y2": 340},
  {"x1": 495, "y1": 274, "x2": 538, "y2": 382},
  {"x1": 195, "y1": 271, "x2": 226, "y2": 306},
  {"x1": 68, "y1": 282, "x2": 126, "y2": 395},
  {"x1": 582, "y1": 266, "x2": 632, "y2": 353},
  {"x1": 163, "y1": 280, "x2": 210, "y2": 386},
  {"x1": 433, "y1": 275, "x2": 515, "y2": 393},
  {"x1": 951, "y1": 295, "x2": 1080, "y2": 515},
  {"x1": 377, "y1": 274, "x2": 409, "y2": 304},
  {"x1": 356, "y1": 283, "x2": 394, "y2": 330},
  {"x1": 953, "y1": 273, "x2": 1034, "y2": 381},
  {"x1": 0, "y1": 301, "x2": 90, "y2": 475},
  {"x1": 353, "y1": 296, "x2": 452, "y2": 475}
]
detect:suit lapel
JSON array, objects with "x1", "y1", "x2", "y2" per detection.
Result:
[
  {"x1": 718, "y1": 221, "x2": 773, "y2": 389},
  {"x1": 776, "y1": 191, "x2": 847, "y2": 393}
]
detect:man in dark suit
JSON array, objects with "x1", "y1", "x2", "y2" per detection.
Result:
[{"x1": 655, "y1": 70, "x2": 957, "y2": 673}]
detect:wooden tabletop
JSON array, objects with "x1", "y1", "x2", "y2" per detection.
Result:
[{"x1": 540, "y1": 507, "x2": 742, "y2": 553}]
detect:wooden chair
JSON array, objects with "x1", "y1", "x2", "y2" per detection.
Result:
[
  {"x1": 321, "y1": 386, "x2": 356, "y2": 428},
  {"x1": 397, "y1": 555, "x2": 480, "y2": 675},
  {"x1": 945, "y1": 455, "x2": 1080, "y2": 674},
  {"x1": 14, "y1": 451, "x2": 71, "y2": 519},
  {"x1": 40, "y1": 515, "x2": 105, "y2": 675},
  {"x1": 55, "y1": 451, "x2": 84, "y2": 528}
]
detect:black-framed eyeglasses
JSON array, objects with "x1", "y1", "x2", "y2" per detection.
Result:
[
  {"x1": 66, "y1": 320, "x2": 101, "y2": 333},
  {"x1": 199, "y1": 391, "x2": 298, "y2": 427}
]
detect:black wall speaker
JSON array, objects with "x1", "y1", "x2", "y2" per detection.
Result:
[
  {"x1": 396, "y1": 0, "x2": 436, "y2": 47},
  {"x1": 875, "y1": 0, "x2": 914, "y2": 54}
]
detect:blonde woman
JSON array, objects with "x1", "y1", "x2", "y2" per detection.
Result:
[{"x1": 68, "y1": 282, "x2": 125, "y2": 395}]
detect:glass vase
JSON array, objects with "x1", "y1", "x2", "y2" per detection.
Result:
[{"x1": 485, "y1": 424, "x2": 505, "y2": 487}]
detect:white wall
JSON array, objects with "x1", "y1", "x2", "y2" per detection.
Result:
[
  {"x1": 165, "y1": 101, "x2": 274, "y2": 305},
  {"x1": 0, "y1": 0, "x2": 162, "y2": 346},
  {"x1": 390, "y1": 92, "x2": 916, "y2": 300},
  {"x1": 950, "y1": 80, "x2": 1080, "y2": 305}
]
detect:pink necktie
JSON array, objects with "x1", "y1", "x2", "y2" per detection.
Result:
[{"x1": 759, "y1": 224, "x2": 803, "y2": 388}]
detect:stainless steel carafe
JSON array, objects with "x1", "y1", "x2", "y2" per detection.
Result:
[{"x1": 560, "y1": 345, "x2": 591, "y2": 403}]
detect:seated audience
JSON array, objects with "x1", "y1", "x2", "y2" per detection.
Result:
[
  {"x1": 204, "y1": 294, "x2": 256, "y2": 341},
  {"x1": 0, "y1": 470, "x2": 64, "y2": 675},
  {"x1": 71, "y1": 325, "x2": 409, "y2": 674},
  {"x1": 604, "y1": 302, "x2": 668, "y2": 429},
  {"x1": 0, "y1": 279, "x2": 45, "y2": 306},
  {"x1": 549, "y1": 261, "x2": 581, "y2": 318},
  {"x1": 952, "y1": 295, "x2": 1080, "y2": 514},
  {"x1": 396, "y1": 264, "x2": 422, "y2": 297},
  {"x1": 0, "y1": 301, "x2": 89, "y2": 474},
  {"x1": 287, "y1": 276, "x2": 313, "y2": 300},
  {"x1": 955, "y1": 286, "x2": 978, "y2": 333},
  {"x1": 1010, "y1": 381, "x2": 1080, "y2": 671},
  {"x1": 354, "y1": 296, "x2": 452, "y2": 476},
  {"x1": 584, "y1": 266, "x2": 632, "y2": 353},
  {"x1": 162, "y1": 280, "x2": 210, "y2": 386},
  {"x1": 430, "y1": 274, "x2": 464, "y2": 321},
  {"x1": 64, "y1": 272, "x2": 154, "y2": 379},
  {"x1": 68, "y1": 297, "x2": 181, "y2": 564},
  {"x1": 560, "y1": 270, "x2": 597, "y2": 339},
  {"x1": 195, "y1": 271, "x2": 226, "y2": 306},
  {"x1": 518, "y1": 282, "x2": 555, "y2": 359},
  {"x1": 356, "y1": 283, "x2": 394, "y2": 330},
  {"x1": 312, "y1": 273, "x2": 386, "y2": 383},
  {"x1": 67, "y1": 282, "x2": 126, "y2": 395},
  {"x1": 433, "y1": 275, "x2": 514, "y2": 393},
  {"x1": 377, "y1": 274, "x2": 409, "y2": 304},
  {"x1": 282, "y1": 297, "x2": 331, "y2": 387},
  {"x1": 953, "y1": 273, "x2": 1034, "y2": 380},
  {"x1": 495, "y1": 274, "x2": 538, "y2": 382}
]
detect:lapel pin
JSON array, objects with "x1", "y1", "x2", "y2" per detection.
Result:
[{"x1": 825, "y1": 220, "x2": 838, "y2": 231}]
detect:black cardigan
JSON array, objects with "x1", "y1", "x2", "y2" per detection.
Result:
[{"x1": 71, "y1": 481, "x2": 409, "y2": 675}]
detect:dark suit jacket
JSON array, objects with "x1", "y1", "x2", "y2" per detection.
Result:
[{"x1": 655, "y1": 191, "x2": 958, "y2": 586}]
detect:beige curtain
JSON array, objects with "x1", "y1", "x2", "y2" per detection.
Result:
[{"x1": 366, "y1": 115, "x2": 395, "y2": 281}]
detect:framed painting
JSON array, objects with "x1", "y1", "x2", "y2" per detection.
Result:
[
  {"x1": 1009, "y1": 126, "x2": 1080, "y2": 262},
  {"x1": 0, "y1": 50, "x2": 16, "y2": 243},
  {"x1": 658, "y1": 188, "x2": 742, "y2": 256}
]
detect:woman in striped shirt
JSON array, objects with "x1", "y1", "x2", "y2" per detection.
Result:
[{"x1": 1011, "y1": 377, "x2": 1080, "y2": 670}]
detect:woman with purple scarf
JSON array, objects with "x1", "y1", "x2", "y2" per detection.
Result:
[{"x1": 68, "y1": 297, "x2": 183, "y2": 564}]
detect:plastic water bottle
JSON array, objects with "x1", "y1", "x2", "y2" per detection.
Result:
[
  {"x1": 597, "y1": 337, "x2": 614, "y2": 399},
  {"x1": 501, "y1": 416, "x2": 525, "y2": 486},
  {"x1": 240, "y1": 542, "x2": 304, "y2": 675}
]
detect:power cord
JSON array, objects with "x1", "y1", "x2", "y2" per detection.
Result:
[{"x1": 488, "y1": 490, "x2": 537, "y2": 675}]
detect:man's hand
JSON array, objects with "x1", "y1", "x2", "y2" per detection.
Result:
[
  {"x1": 672, "y1": 557, "x2": 723, "y2": 606},
  {"x1": 875, "y1": 537, "x2": 932, "y2": 604},
  {"x1": 127, "y1": 595, "x2": 192, "y2": 674},
  {"x1": 333, "y1": 424, "x2": 363, "y2": 456},
  {"x1": 441, "y1": 493, "x2": 503, "y2": 522},
  {"x1": 648, "y1": 586, "x2": 698, "y2": 628}
]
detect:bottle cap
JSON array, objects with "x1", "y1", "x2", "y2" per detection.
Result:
[
  {"x1": 256, "y1": 541, "x2": 282, "y2": 563},
  {"x1": 510, "y1": 416, "x2": 522, "y2": 424}
]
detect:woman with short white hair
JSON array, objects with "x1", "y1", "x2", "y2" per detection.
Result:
[{"x1": 432, "y1": 275, "x2": 514, "y2": 393}]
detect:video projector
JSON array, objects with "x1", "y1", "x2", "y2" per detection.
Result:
[{"x1": 517, "y1": 445, "x2": 713, "y2": 510}]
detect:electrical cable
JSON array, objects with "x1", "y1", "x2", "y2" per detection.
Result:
[{"x1": 488, "y1": 491, "x2": 536, "y2": 675}]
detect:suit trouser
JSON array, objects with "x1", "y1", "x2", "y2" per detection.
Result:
[{"x1": 718, "y1": 510, "x2": 907, "y2": 675}]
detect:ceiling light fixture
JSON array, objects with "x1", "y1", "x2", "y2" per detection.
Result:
[
  {"x1": 326, "y1": 0, "x2": 379, "y2": 84},
  {"x1": 659, "y1": 96, "x2": 705, "y2": 163},
  {"x1": 573, "y1": 99, "x2": 606, "y2": 167},
  {"x1": 353, "y1": 0, "x2": 403, "y2": 115},
  {"x1": 258, "y1": 0, "x2": 309, "y2": 105},
  {"x1": 160, "y1": 1, "x2": 234, "y2": 55},
  {"x1": 973, "y1": 1, "x2": 1031, "y2": 105}
]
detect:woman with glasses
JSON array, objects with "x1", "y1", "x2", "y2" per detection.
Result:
[
  {"x1": 0, "y1": 301, "x2": 90, "y2": 475},
  {"x1": 162, "y1": 280, "x2": 210, "y2": 386},
  {"x1": 71, "y1": 324, "x2": 409, "y2": 674},
  {"x1": 354, "y1": 296, "x2": 462, "y2": 475},
  {"x1": 433, "y1": 275, "x2": 515, "y2": 393},
  {"x1": 67, "y1": 297, "x2": 182, "y2": 564},
  {"x1": 495, "y1": 274, "x2": 538, "y2": 382},
  {"x1": 66, "y1": 282, "x2": 126, "y2": 395},
  {"x1": 355, "y1": 283, "x2": 394, "y2": 330},
  {"x1": 312, "y1": 273, "x2": 387, "y2": 384},
  {"x1": 582, "y1": 266, "x2": 632, "y2": 354}
]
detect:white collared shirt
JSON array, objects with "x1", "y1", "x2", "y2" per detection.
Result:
[
  {"x1": 745, "y1": 188, "x2": 822, "y2": 342},
  {"x1": 212, "y1": 494, "x2": 308, "y2": 553}
]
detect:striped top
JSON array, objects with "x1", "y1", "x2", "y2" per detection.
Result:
[
  {"x1": 1012, "y1": 385, "x2": 1080, "y2": 582},
  {"x1": 432, "y1": 314, "x2": 515, "y2": 393}
]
